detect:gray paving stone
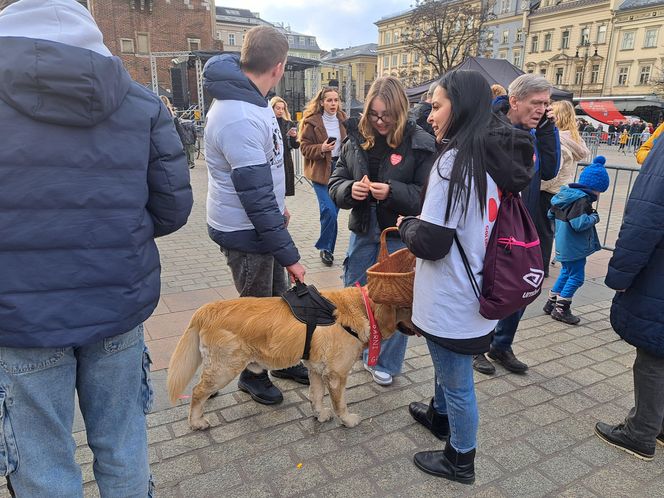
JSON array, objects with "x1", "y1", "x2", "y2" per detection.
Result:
[
  {"x1": 572, "y1": 438, "x2": 624, "y2": 467},
  {"x1": 477, "y1": 378, "x2": 518, "y2": 397},
  {"x1": 151, "y1": 454, "x2": 203, "y2": 487},
  {"x1": 524, "y1": 425, "x2": 577, "y2": 454},
  {"x1": 511, "y1": 385, "x2": 555, "y2": 406},
  {"x1": 271, "y1": 461, "x2": 329, "y2": 497},
  {"x1": 583, "y1": 466, "x2": 643, "y2": 496},
  {"x1": 538, "y1": 455, "x2": 592, "y2": 486},
  {"x1": 541, "y1": 376, "x2": 583, "y2": 395},
  {"x1": 291, "y1": 431, "x2": 340, "y2": 460},
  {"x1": 368, "y1": 432, "x2": 417, "y2": 461},
  {"x1": 75, "y1": 445, "x2": 94, "y2": 465},
  {"x1": 590, "y1": 359, "x2": 628, "y2": 377},
  {"x1": 581, "y1": 382, "x2": 624, "y2": 403},
  {"x1": 552, "y1": 392, "x2": 598, "y2": 414},
  {"x1": 213, "y1": 481, "x2": 276, "y2": 498},
  {"x1": 177, "y1": 464, "x2": 243, "y2": 497},
  {"x1": 318, "y1": 444, "x2": 377, "y2": 479},
  {"x1": 148, "y1": 425, "x2": 173, "y2": 444},
  {"x1": 521, "y1": 403, "x2": 569, "y2": 426},
  {"x1": 240, "y1": 447, "x2": 295, "y2": 480},
  {"x1": 208, "y1": 415, "x2": 260, "y2": 443},
  {"x1": 497, "y1": 469, "x2": 558, "y2": 498},
  {"x1": 313, "y1": 473, "x2": 381, "y2": 498},
  {"x1": 372, "y1": 454, "x2": 428, "y2": 491},
  {"x1": 490, "y1": 440, "x2": 542, "y2": 471},
  {"x1": 158, "y1": 431, "x2": 211, "y2": 459},
  {"x1": 172, "y1": 412, "x2": 221, "y2": 437},
  {"x1": 556, "y1": 484, "x2": 600, "y2": 497},
  {"x1": 255, "y1": 406, "x2": 304, "y2": 429}
]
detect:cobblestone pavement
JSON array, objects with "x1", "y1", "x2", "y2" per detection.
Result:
[{"x1": 14, "y1": 152, "x2": 662, "y2": 497}]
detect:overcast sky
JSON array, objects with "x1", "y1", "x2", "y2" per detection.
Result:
[{"x1": 217, "y1": 0, "x2": 414, "y2": 51}]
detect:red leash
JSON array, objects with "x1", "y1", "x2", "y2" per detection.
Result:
[{"x1": 356, "y1": 283, "x2": 381, "y2": 367}]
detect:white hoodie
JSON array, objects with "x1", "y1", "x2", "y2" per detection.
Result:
[{"x1": 0, "y1": 0, "x2": 111, "y2": 56}]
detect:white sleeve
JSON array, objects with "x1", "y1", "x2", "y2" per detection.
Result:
[{"x1": 420, "y1": 151, "x2": 464, "y2": 229}]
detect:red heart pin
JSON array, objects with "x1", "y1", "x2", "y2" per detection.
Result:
[{"x1": 390, "y1": 154, "x2": 402, "y2": 166}]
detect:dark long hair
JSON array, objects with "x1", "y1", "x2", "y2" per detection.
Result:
[{"x1": 435, "y1": 70, "x2": 492, "y2": 222}]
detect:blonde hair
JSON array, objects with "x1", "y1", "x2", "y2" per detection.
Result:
[
  {"x1": 359, "y1": 77, "x2": 409, "y2": 150},
  {"x1": 159, "y1": 95, "x2": 175, "y2": 117},
  {"x1": 491, "y1": 84, "x2": 507, "y2": 98},
  {"x1": 270, "y1": 96, "x2": 292, "y2": 121},
  {"x1": 299, "y1": 87, "x2": 340, "y2": 140},
  {"x1": 551, "y1": 100, "x2": 582, "y2": 143}
]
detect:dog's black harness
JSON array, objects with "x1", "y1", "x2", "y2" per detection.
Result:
[{"x1": 281, "y1": 282, "x2": 360, "y2": 360}]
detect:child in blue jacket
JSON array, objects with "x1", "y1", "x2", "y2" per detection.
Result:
[{"x1": 544, "y1": 156, "x2": 610, "y2": 324}]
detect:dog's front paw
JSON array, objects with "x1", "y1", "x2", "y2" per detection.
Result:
[
  {"x1": 316, "y1": 408, "x2": 333, "y2": 423},
  {"x1": 341, "y1": 413, "x2": 360, "y2": 428},
  {"x1": 189, "y1": 417, "x2": 211, "y2": 431}
]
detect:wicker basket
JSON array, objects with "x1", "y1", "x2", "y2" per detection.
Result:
[{"x1": 366, "y1": 227, "x2": 416, "y2": 306}]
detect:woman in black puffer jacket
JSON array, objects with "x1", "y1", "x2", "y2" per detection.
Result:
[{"x1": 328, "y1": 76, "x2": 436, "y2": 386}]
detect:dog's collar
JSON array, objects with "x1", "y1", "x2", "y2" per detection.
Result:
[{"x1": 342, "y1": 325, "x2": 360, "y2": 341}]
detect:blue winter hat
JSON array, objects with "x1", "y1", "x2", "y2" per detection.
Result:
[{"x1": 578, "y1": 156, "x2": 610, "y2": 193}]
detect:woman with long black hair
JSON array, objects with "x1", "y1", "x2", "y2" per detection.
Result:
[{"x1": 398, "y1": 70, "x2": 534, "y2": 483}]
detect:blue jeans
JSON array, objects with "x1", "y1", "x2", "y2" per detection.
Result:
[
  {"x1": 343, "y1": 206, "x2": 408, "y2": 376},
  {"x1": 313, "y1": 168, "x2": 339, "y2": 254},
  {"x1": 551, "y1": 258, "x2": 586, "y2": 299},
  {"x1": 0, "y1": 326, "x2": 153, "y2": 497},
  {"x1": 491, "y1": 309, "x2": 524, "y2": 352},
  {"x1": 427, "y1": 340, "x2": 478, "y2": 453}
]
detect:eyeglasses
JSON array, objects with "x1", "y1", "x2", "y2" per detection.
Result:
[{"x1": 368, "y1": 112, "x2": 392, "y2": 124}]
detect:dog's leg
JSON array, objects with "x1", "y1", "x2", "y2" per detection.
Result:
[
  {"x1": 308, "y1": 369, "x2": 332, "y2": 423},
  {"x1": 189, "y1": 365, "x2": 238, "y2": 431},
  {"x1": 325, "y1": 373, "x2": 360, "y2": 428}
]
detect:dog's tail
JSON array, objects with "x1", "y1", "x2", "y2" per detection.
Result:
[{"x1": 167, "y1": 313, "x2": 202, "y2": 405}]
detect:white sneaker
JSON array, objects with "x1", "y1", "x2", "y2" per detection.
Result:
[{"x1": 363, "y1": 363, "x2": 393, "y2": 386}]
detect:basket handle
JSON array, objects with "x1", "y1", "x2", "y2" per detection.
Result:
[{"x1": 378, "y1": 227, "x2": 400, "y2": 262}]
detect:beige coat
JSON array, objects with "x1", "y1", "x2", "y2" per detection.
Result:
[
  {"x1": 541, "y1": 131, "x2": 590, "y2": 195},
  {"x1": 299, "y1": 111, "x2": 347, "y2": 185}
]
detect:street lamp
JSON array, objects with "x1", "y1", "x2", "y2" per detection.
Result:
[{"x1": 574, "y1": 40, "x2": 598, "y2": 98}]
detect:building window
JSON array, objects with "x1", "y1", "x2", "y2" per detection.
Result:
[
  {"x1": 298, "y1": 36, "x2": 305, "y2": 45},
  {"x1": 188, "y1": 38, "x2": 200, "y2": 51},
  {"x1": 383, "y1": 55, "x2": 389, "y2": 68},
  {"x1": 544, "y1": 33, "x2": 552, "y2": 50},
  {"x1": 486, "y1": 31, "x2": 494, "y2": 47},
  {"x1": 414, "y1": 53, "x2": 420, "y2": 63},
  {"x1": 591, "y1": 64, "x2": 600, "y2": 83},
  {"x1": 136, "y1": 33, "x2": 149, "y2": 54},
  {"x1": 513, "y1": 50, "x2": 522, "y2": 67},
  {"x1": 597, "y1": 25, "x2": 607, "y2": 44},
  {"x1": 384, "y1": 32, "x2": 391, "y2": 45},
  {"x1": 540, "y1": 68, "x2": 547, "y2": 76},
  {"x1": 531, "y1": 35, "x2": 539, "y2": 52},
  {"x1": 501, "y1": 0, "x2": 510, "y2": 13},
  {"x1": 639, "y1": 65, "x2": 652, "y2": 84},
  {"x1": 516, "y1": 29, "x2": 523, "y2": 42},
  {"x1": 120, "y1": 38, "x2": 134, "y2": 54},
  {"x1": 617, "y1": 66, "x2": 629, "y2": 85},
  {"x1": 502, "y1": 30, "x2": 509, "y2": 44},
  {"x1": 644, "y1": 28, "x2": 658, "y2": 48},
  {"x1": 309, "y1": 38, "x2": 316, "y2": 46},
  {"x1": 392, "y1": 54, "x2": 398, "y2": 67},
  {"x1": 621, "y1": 31, "x2": 635, "y2": 50},
  {"x1": 499, "y1": 50, "x2": 507, "y2": 59},
  {"x1": 575, "y1": 67, "x2": 583, "y2": 85},
  {"x1": 228, "y1": 33, "x2": 235, "y2": 46},
  {"x1": 561, "y1": 29, "x2": 570, "y2": 49},
  {"x1": 555, "y1": 67, "x2": 564, "y2": 85},
  {"x1": 394, "y1": 31, "x2": 400, "y2": 44},
  {"x1": 402, "y1": 53, "x2": 408, "y2": 65},
  {"x1": 287, "y1": 35, "x2": 294, "y2": 44},
  {"x1": 580, "y1": 27, "x2": 590, "y2": 45}
]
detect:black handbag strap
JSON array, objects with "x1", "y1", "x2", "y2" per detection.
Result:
[{"x1": 454, "y1": 234, "x2": 481, "y2": 301}]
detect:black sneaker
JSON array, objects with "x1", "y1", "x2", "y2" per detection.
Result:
[
  {"x1": 238, "y1": 369, "x2": 283, "y2": 405},
  {"x1": 594, "y1": 422, "x2": 655, "y2": 461},
  {"x1": 657, "y1": 432, "x2": 664, "y2": 447},
  {"x1": 472, "y1": 354, "x2": 495, "y2": 375},
  {"x1": 488, "y1": 347, "x2": 528, "y2": 373},
  {"x1": 271, "y1": 363, "x2": 310, "y2": 385},
  {"x1": 551, "y1": 299, "x2": 580, "y2": 325},
  {"x1": 319, "y1": 250, "x2": 334, "y2": 266}
]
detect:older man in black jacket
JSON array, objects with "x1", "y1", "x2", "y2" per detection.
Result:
[{"x1": 595, "y1": 138, "x2": 664, "y2": 461}]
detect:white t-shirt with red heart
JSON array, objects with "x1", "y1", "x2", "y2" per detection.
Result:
[{"x1": 412, "y1": 150, "x2": 501, "y2": 339}]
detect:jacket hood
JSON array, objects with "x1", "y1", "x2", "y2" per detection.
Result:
[
  {"x1": 551, "y1": 185, "x2": 589, "y2": 208},
  {"x1": 203, "y1": 53, "x2": 267, "y2": 107},
  {"x1": 0, "y1": 0, "x2": 112, "y2": 56},
  {"x1": 343, "y1": 117, "x2": 435, "y2": 152},
  {"x1": 0, "y1": 37, "x2": 131, "y2": 127},
  {"x1": 559, "y1": 131, "x2": 589, "y2": 161},
  {"x1": 485, "y1": 112, "x2": 535, "y2": 193}
]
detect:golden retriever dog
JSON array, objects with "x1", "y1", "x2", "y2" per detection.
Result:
[{"x1": 167, "y1": 286, "x2": 414, "y2": 431}]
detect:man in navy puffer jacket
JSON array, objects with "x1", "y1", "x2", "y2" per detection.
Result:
[
  {"x1": 595, "y1": 137, "x2": 664, "y2": 461},
  {"x1": 0, "y1": 1, "x2": 192, "y2": 495}
]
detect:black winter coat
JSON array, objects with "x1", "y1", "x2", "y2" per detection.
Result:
[
  {"x1": 409, "y1": 102, "x2": 435, "y2": 136},
  {"x1": 605, "y1": 137, "x2": 664, "y2": 357},
  {"x1": 329, "y1": 119, "x2": 436, "y2": 234}
]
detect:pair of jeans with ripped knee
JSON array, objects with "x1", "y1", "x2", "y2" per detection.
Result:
[{"x1": 0, "y1": 325, "x2": 153, "y2": 497}]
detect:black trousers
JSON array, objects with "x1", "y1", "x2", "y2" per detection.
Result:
[{"x1": 534, "y1": 191, "x2": 554, "y2": 275}]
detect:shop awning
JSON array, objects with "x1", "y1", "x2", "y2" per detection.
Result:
[{"x1": 579, "y1": 100, "x2": 628, "y2": 125}]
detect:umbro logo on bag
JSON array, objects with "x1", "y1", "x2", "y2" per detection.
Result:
[{"x1": 523, "y1": 268, "x2": 544, "y2": 288}]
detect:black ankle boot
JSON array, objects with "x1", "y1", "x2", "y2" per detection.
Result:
[
  {"x1": 413, "y1": 443, "x2": 476, "y2": 484},
  {"x1": 408, "y1": 398, "x2": 450, "y2": 440},
  {"x1": 238, "y1": 369, "x2": 283, "y2": 405},
  {"x1": 551, "y1": 298, "x2": 580, "y2": 325},
  {"x1": 543, "y1": 296, "x2": 557, "y2": 315}
]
